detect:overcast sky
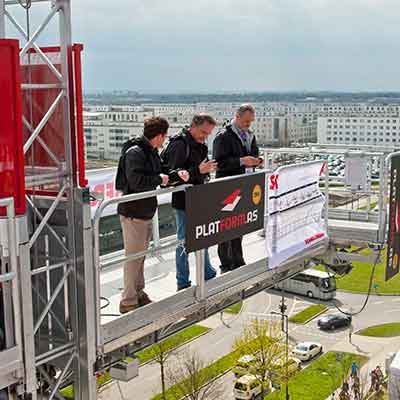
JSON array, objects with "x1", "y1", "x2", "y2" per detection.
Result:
[{"x1": 8, "y1": 0, "x2": 400, "y2": 93}]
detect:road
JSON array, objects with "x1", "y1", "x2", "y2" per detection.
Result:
[{"x1": 99, "y1": 288, "x2": 400, "y2": 400}]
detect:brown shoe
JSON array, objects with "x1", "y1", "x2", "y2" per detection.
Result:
[
  {"x1": 119, "y1": 302, "x2": 139, "y2": 314},
  {"x1": 138, "y1": 291, "x2": 152, "y2": 306}
]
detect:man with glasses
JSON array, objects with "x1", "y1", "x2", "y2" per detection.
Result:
[
  {"x1": 213, "y1": 104, "x2": 262, "y2": 273},
  {"x1": 163, "y1": 114, "x2": 218, "y2": 291}
]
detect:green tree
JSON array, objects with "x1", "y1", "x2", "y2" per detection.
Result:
[{"x1": 233, "y1": 319, "x2": 287, "y2": 397}]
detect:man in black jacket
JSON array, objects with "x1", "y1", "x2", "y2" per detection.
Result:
[
  {"x1": 213, "y1": 104, "x2": 262, "y2": 273},
  {"x1": 117, "y1": 117, "x2": 188, "y2": 313},
  {"x1": 164, "y1": 114, "x2": 218, "y2": 290}
]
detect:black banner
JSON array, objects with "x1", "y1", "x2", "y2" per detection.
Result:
[
  {"x1": 386, "y1": 154, "x2": 400, "y2": 281},
  {"x1": 185, "y1": 172, "x2": 265, "y2": 253}
]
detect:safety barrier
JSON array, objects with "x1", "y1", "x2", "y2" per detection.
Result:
[
  {"x1": 92, "y1": 168, "x2": 329, "y2": 360},
  {"x1": 262, "y1": 145, "x2": 389, "y2": 245},
  {"x1": 0, "y1": 197, "x2": 23, "y2": 390}
]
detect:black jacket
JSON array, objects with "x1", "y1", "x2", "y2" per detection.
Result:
[
  {"x1": 164, "y1": 128, "x2": 209, "y2": 210},
  {"x1": 117, "y1": 136, "x2": 163, "y2": 220},
  {"x1": 213, "y1": 124, "x2": 259, "y2": 178}
]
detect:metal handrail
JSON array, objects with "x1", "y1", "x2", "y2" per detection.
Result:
[
  {"x1": 263, "y1": 146, "x2": 384, "y2": 157},
  {"x1": 0, "y1": 197, "x2": 22, "y2": 359},
  {"x1": 92, "y1": 173, "x2": 267, "y2": 349},
  {"x1": 92, "y1": 185, "x2": 190, "y2": 349},
  {"x1": 263, "y1": 147, "x2": 389, "y2": 231}
]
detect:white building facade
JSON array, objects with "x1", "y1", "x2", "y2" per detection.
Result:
[
  {"x1": 317, "y1": 104, "x2": 400, "y2": 147},
  {"x1": 83, "y1": 102, "x2": 322, "y2": 160}
]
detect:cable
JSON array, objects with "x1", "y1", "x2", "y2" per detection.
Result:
[
  {"x1": 17, "y1": 0, "x2": 31, "y2": 9},
  {"x1": 327, "y1": 245, "x2": 383, "y2": 317},
  {"x1": 220, "y1": 300, "x2": 244, "y2": 328},
  {"x1": 100, "y1": 296, "x2": 110, "y2": 310},
  {"x1": 101, "y1": 313, "x2": 121, "y2": 317},
  {"x1": 100, "y1": 296, "x2": 120, "y2": 317}
]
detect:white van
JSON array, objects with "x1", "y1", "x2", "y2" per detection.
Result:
[{"x1": 233, "y1": 374, "x2": 270, "y2": 400}]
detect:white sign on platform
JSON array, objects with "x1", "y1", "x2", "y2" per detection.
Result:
[
  {"x1": 344, "y1": 155, "x2": 369, "y2": 191},
  {"x1": 266, "y1": 161, "x2": 327, "y2": 269}
]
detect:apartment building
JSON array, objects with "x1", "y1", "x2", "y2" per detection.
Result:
[
  {"x1": 83, "y1": 102, "x2": 320, "y2": 160},
  {"x1": 317, "y1": 103, "x2": 400, "y2": 146}
]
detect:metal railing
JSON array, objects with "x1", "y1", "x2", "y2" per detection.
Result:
[
  {"x1": 262, "y1": 146, "x2": 389, "y2": 244},
  {"x1": 91, "y1": 167, "x2": 331, "y2": 354},
  {"x1": 92, "y1": 185, "x2": 190, "y2": 349},
  {"x1": 0, "y1": 197, "x2": 23, "y2": 388}
]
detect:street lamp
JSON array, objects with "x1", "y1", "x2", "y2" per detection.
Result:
[{"x1": 271, "y1": 307, "x2": 289, "y2": 400}]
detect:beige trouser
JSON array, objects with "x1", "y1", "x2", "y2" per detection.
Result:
[{"x1": 120, "y1": 216, "x2": 152, "y2": 306}]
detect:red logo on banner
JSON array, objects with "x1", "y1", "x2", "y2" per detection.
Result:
[
  {"x1": 221, "y1": 189, "x2": 241, "y2": 212},
  {"x1": 269, "y1": 174, "x2": 279, "y2": 190},
  {"x1": 90, "y1": 181, "x2": 121, "y2": 207},
  {"x1": 304, "y1": 232, "x2": 325, "y2": 245},
  {"x1": 319, "y1": 161, "x2": 326, "y2": 176}
]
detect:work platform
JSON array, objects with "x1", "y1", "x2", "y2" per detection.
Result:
[
  {"x1": 329, "y1": 218, "x2": 380, "y2": 244},
  {"x1": 98, "y1": 233, "x2": 328, "y2": 357}
]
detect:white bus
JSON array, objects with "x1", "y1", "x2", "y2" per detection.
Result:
[{"x1": 275, "y1": 269, "x2": 336, "y2": 300}]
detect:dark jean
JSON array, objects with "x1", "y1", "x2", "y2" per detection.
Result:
[{"x1": 175, "y1": 209, "x2": 216, "y2": 289}]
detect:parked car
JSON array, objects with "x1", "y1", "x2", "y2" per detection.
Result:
[
  {"x1": 273, "y1": 356, "x2": 302, "y2": 374},
  {"x1": 270, "y1": 357, "x2": 301, "y2": 387},
  {"x1": 317, "y1": 313, "x2": 352, "y2": 330},
  {"x1": 233, "y1": 374, "x2": 271, "y2": 400},
  {"x1": 233, "y1": 355, "x2": 256, "y2": 377},
  {"x1": 292, "y1": 342, "x2": 322, "y2": 362}
]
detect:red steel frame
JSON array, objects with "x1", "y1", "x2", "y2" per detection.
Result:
[
  {"x1": 73, "y1": 44, "x2": 87, "y2": 187},
  {"x1": 23, "y1": 43, "x2": 87, "y2": 193},
  {"x1": 0, "y1": 39, "x2": 26, "y2": 216}
]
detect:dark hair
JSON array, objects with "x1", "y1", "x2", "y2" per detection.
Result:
[
  {"x1": 236, "y1": 104, "x2": 255, "y2": 116},
  {"x1": 143, "y1": 117, "x2": 169, "y2": 140},
  {"x1": 191, "y1": 113, "x2": 217, "y2": 127}
]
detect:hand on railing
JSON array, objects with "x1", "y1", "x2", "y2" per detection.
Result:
[
  {"x1": 240, "y1": 156, "x2": 262, "y2": 167},
  {"x1": 160, "y1": 174, "x2": 169, "y2": 186},
  {"x1": 178, "y1": 170, "x2": 190, "y2": 182}
]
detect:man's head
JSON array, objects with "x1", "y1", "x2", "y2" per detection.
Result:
[
  {"x1": 189, "y1": 113, "x2": 217, "y2": 143},
  {"x1": 234, "y1": 104, "x2": 256, "y2": 131},
  {"x1": 143, "y1": 116, "x2": 169, "y2": 148}
]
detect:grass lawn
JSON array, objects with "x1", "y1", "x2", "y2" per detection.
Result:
[
  {"x1": 289, "y1": 304, "x2": 327, "y2": 324},
  {"x1": 265, "y1": 352, "x2": 368, "y2": 400},
  {"x1": 224, "y1": 301, "x2": 243, "y2": 315},
  {"x1": 357, "y1": 322, "x2": 400, "y2": 337},
  {"x1": 359, "y1": 201, "x2": 378, "y2": 211},
  {"x1": 60, "y1": 324, "x2": 210, "y2": 399},
  {"x1": 136, "y1": 324, "x2": 210, "y2": 364},
  {"x1": 316, "y1": 247, "x2": 400, "y2": 294}
]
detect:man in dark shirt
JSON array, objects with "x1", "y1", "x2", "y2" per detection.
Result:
[
  {"x1": 164, "y1": 114, "x2": 218, "y2": 290},
  {"x1": 116, "y1": 117, "x2": 188, "y2": 313},
  {"x1": 213, "y1": 104, "x2": 262, "y2": 273}
]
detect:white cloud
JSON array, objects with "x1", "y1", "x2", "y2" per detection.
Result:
[{"x1": 8, "y1": 0, "x2": 394, "y2": 91}]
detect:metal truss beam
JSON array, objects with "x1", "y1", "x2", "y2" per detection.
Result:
[
  {"x1": 1, "y1": 1, "x2": 97, "y2": 399},
  {"x1": 23, "y1": 115, "x2": 62, "y2": 166},
  {"x1": 23, "y1": 90, "x2": 64, "y2": 154},
  {"x1": 28, "y1": 184, "x2": 67, "y2": 248},
  {"x1": 5, "y1": 9, "x2": 63, "y2": 81}
]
